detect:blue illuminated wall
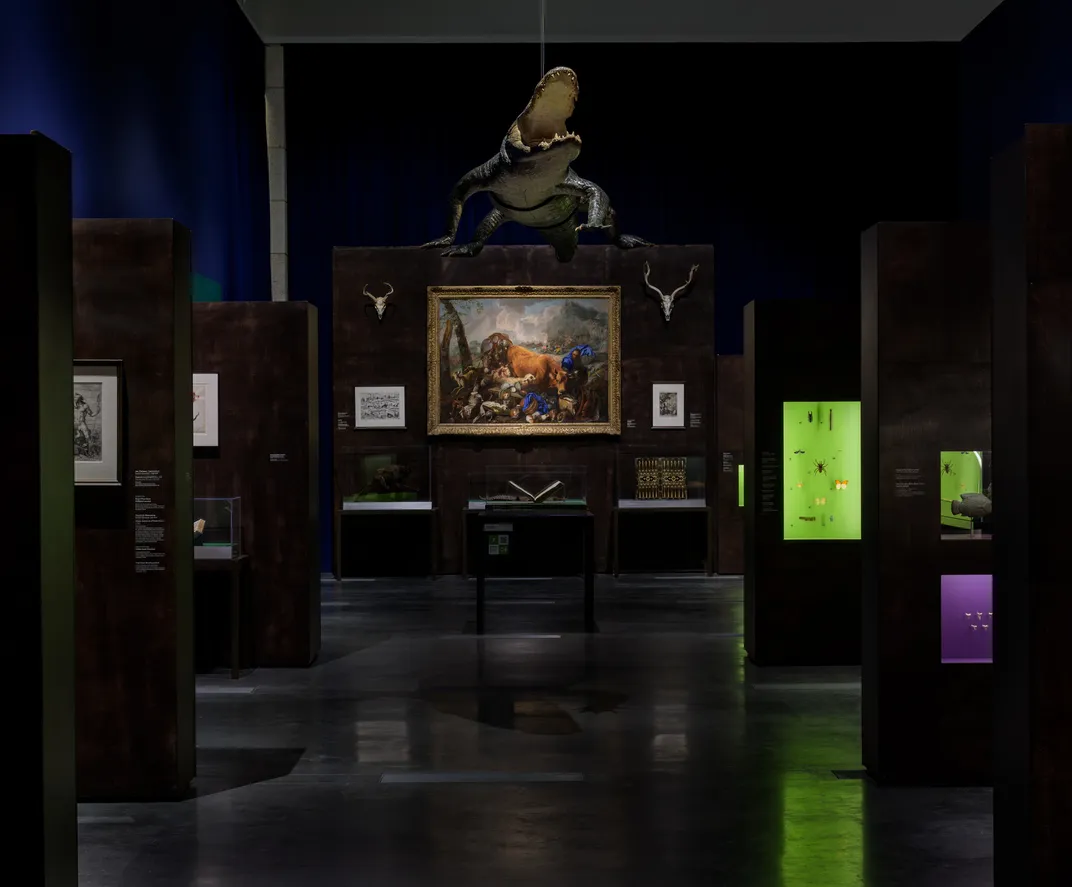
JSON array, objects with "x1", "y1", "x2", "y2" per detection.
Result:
[
  {"x1": 0, "y1": 0, "x2": 269, "y2": 301},
  {"x1": 959, "y1": 0, "x2": 1072, "y2": 218}
]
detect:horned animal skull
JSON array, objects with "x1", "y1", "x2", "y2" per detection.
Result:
[
  {"x1": 363, "y1": 282, "x2": 394, "y2": 320},
  {"x1": 643, "y1": 262, "x2": 699, "y2": 321}
]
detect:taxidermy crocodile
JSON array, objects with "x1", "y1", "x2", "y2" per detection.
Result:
[{"x1": 422, "y1": 66, "x2": 651, "y2": 261}]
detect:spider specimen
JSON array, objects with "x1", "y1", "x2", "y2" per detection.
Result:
[
  {"x1": 812, "y1": 459, "x2": 828, "y2": 475},
  {"x1": 941, "y1": 459, "x2": 956, "y2": 476}
]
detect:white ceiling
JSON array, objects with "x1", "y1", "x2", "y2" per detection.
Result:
[{"x1": 236, "y1": 0, "x2": 1005, "y2": 44}]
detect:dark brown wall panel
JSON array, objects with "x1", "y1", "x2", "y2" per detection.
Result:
[
  {"x1": 991, "y1": 125, "x2": 1072, "y2": 884},
  {"x1": 744, "y1": 298, "x2": 861, "y2": 666},
  {"x1": 193, "y1": 302, "x2": 320, "y2": 666},
  {"x1": 861, "y1": 222, "x2": 991, "y2": 786},
  {"x1": 2, "y1": 134, "x2": 77, "y2": 885},
  {"x1": 716, "y1": 354, "x2": 744, "y2": 573},
  {"x1": 73, "y1": 219, "x2": 193, "y2": 800},
  {"x1": 333, "y1": 246, "x2": 715, "y2": 574}
]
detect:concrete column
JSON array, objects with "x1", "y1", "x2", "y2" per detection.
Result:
[{"x1": 266, "y1": 44, "x2": 288, "y2": 301}]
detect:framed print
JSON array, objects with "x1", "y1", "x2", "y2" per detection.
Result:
[
  {"x1": 355, "y1": 385, "x2": 406, "y2": 429},
  {"x1": 73, "y1": 360, "x2": 123, "y2": 485},
  {"x1": 192, "y1": 373, "x2": 219, "y2": 447},
  {"x1": 652, "y1": 382, "x2": 685, "y2": 429},
  {"x1": 427, "y1": 285, "x2": 621, "y2": 436}
]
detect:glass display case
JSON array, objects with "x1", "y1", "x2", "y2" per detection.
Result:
[
  {"x1": 940, "y1": 574, "x2": 993, "y2": 663},
  {"x1": 467, "y1": 465, "x2": 587, "y2": 510},
  {"x1": 783, "y1": 401, "x2": 862, "y2": 541},
  {"x1": 940, "y1": 450, "x2": 992, "y2": 539},
  {"x1": 193, "y1": 497, "x2": 242, "y2": 560},
  {"x1": 616, "y1": 449, "x2": 706, "y2": 507},
  {"x1": 341, "y1": 446, "x2": 432, "y2": 511}
]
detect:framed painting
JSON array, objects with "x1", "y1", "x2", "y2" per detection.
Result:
[
  {"x1": 73, "y1": 360, "x2": 123, "y2": 485},
  {"x1": 427, "y1": 285, "x2": 621, "y2": 436},
  {"x1": 354, "y1": 385, "x2": 406, "y2": 429},
  {"x1": 652, "y1": 382, "x2": 685, "y2": 429},
  {"x1": 192, "y1": 373, "x2": 219, "y2": 447}
]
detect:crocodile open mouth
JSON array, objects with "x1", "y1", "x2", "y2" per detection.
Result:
[{"x1": 508, "y1": 67, "x2": 582, "y2": 152}]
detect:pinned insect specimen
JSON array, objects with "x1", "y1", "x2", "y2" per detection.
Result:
[
  {"x1": 794, "y1": 449, "x2": 805, "y2": 454},
  {"x1": 835, "y1": 479, "x2": 848, "y2": 490},
  {"x1": 812, "y1": 459, "x2": 828, "y2": 475},
  {"x1": 970, "y1": 624, "x2": 978, "y2": 631},
  {"x1": 808, "y1": 411, "x2": 813, "y2": 423},
  {"x1": 941, "y1": 459, "x2": 956, "y2": 476}
]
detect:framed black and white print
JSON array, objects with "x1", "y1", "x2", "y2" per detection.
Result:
[
  {"x1": 651, "y1": 382, "x2": 685, "y2": 429},
  {"x1": 73, "y1": 360, "x2": 123, "y2": 485}
]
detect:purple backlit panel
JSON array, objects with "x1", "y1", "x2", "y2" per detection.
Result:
[{"x1": 940, "y1": 574, "x2": 993, "y2": 663}]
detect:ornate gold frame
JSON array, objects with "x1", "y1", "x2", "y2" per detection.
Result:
[{"x1": 427, "y1": 285, "x2": 621, "y2": 436}]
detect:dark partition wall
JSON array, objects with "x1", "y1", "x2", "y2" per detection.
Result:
[
  {"x1": 2, "y1": 134, "x2": 77, "y2": 885},
  {"x1": 744, "y1": 299, "x2": 862, "y2": 666},
  {"x1": 73, "y1": 219, "x2": 194, "y2": 800},
  {"x1": 193, "y1": 302, "x2": 320, "y2": 666},
  {"x1": 332, "y1": 245, "x2": 715, "y2": 576},
  {"x1": 716, "y1": 354, "x2": 745, "y2": 574},
  {"x1": 860, "y1": 222, "x2": 991, "y2": 786},
  {"x1": 991, "y1": 125, "x2": 1072, "y2": 884}
]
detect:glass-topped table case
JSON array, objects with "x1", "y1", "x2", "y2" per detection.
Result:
[
  {"x1": 467, "y1": 466, "x2": 587, "y2": 510},
  {"x1": 341, "y1": 446, "x2": 433, "y2": 511},
  {"x1": 617, "y1": 449, "x2": 706, "y2": 507},
  {"x1": 193, "y1": 497, "x2": 242, "y2": 560}
]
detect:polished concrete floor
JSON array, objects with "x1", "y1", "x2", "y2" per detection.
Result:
[{"x1": 77, "y1": 575, "x2": 992, "y2": 886}]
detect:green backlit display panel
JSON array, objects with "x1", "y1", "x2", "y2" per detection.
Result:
[
  {"x1": 939, "y1": 450, "x2": 991, "y2": 537},
  {"x1": 738, "y1": 464, "x2": 744, "y2": 507},
  {"x1": 783, "y1": 401, "x2": 861, "y2": 541}
]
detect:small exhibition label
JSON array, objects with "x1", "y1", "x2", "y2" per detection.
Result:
[
  {"x1": 760, "y1": 451, "x2": 779, "y2": 514},
  {"x1": 134, "y1": 483, "x2": 166, "y2": 574},
  {"x1": 336, "y1": 411, "x2": 350, "y2": 431},
  {"x1": 894, "y1": 467, "x2": 926, "y2": 498},
  {"x1": 689, "y1": 412, "x2": 702, "y2": 428},
  {"x1": 626, "y1": 419, "x2": 637, "y2": 429},
  {"x1": 134, "y1": 469, "x2": 161, "y2": 488},
  {"x1": 485, "y1": 523, "x2": 513, "y2": 533},
  {"x1": 722, "y1": 452, "x2": 735, "y2": 473},
  {"x1": 269, "y1": 453, "x2": 288, "y2": 462}
]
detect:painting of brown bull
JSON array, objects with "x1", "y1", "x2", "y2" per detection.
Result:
[
  {"x1": 428, "y1": 286, "x2": 621, "y2": 435},
  {"x1": 506, "y1": 345, "x2": 568, "y2": 392}
]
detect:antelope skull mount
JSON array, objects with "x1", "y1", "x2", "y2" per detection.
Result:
[
  {"x1": 363, "y1": 282, "x2": 394, "y2": 320},
  {"x1": 643, "y1": 262, "x2": 700, "y2": 321}
]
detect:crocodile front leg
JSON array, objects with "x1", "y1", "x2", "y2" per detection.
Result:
[
  {"x1": 422, "y1": 155, "x2": 502, "y2": 250},
  {"x1": 440, "y1": 207, "x2": 505, "y2": 257},
  {"x1": 559, "y1": 169, "x2": 652, "y2": 249}
]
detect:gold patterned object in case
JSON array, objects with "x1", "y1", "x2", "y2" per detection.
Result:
[
  {"x1": 662, "y1": 457, "x2": 687, "y2": 499},
  {"x1": 634, "y1": 456, "x2": 688, "y2": 500},
  {"x1": 636, "y1": 457, "x2": 661, "y2": 499}
]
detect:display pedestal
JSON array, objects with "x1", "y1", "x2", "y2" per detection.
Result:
[
  {"x1": 473, "y1": 510, "x2": 595, "y2": 634},
  {"x1": 861, "y1": 222, "x2": 991, "y2": 785},
  {"x1": 336, "y1": 507, "x2": 439, "y2": 579},
  {"x1": 716, "y1": 354, "x2": 745, "y2": 573},
  {"x1": 194, "y1": 555, "x2": 252, "y2": 679},
  {"x1": 612, "y1": 504, "x2": 712, "y2": 574},
  {"x1": 991, "y1": 125, "x2": 1072, "y2": 882},
  {"x1": 2, "y1": 133, "x2": 77, "y2": 886},
  {"x1": 193, "y1": 302, "x2": 320, "y2": 667},
  {"x1": 744, "y1": 299, "x2": 861, "y2": 666},
  {"x1": 74, "y1": 219, "x2": 194, "y2": 800}
]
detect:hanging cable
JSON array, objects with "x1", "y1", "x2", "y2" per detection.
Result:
[{"x1": 540, "y1": 0, "x2": 546, "y2": 76}]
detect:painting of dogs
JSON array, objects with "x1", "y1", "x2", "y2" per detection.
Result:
[{"x1": 427, "y1": 285, "x2": 621, "y2": 436}]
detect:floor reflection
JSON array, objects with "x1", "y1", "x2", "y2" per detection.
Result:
[{"x1": 75, "y1": 576, "x2": 991, "y2": 887}]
